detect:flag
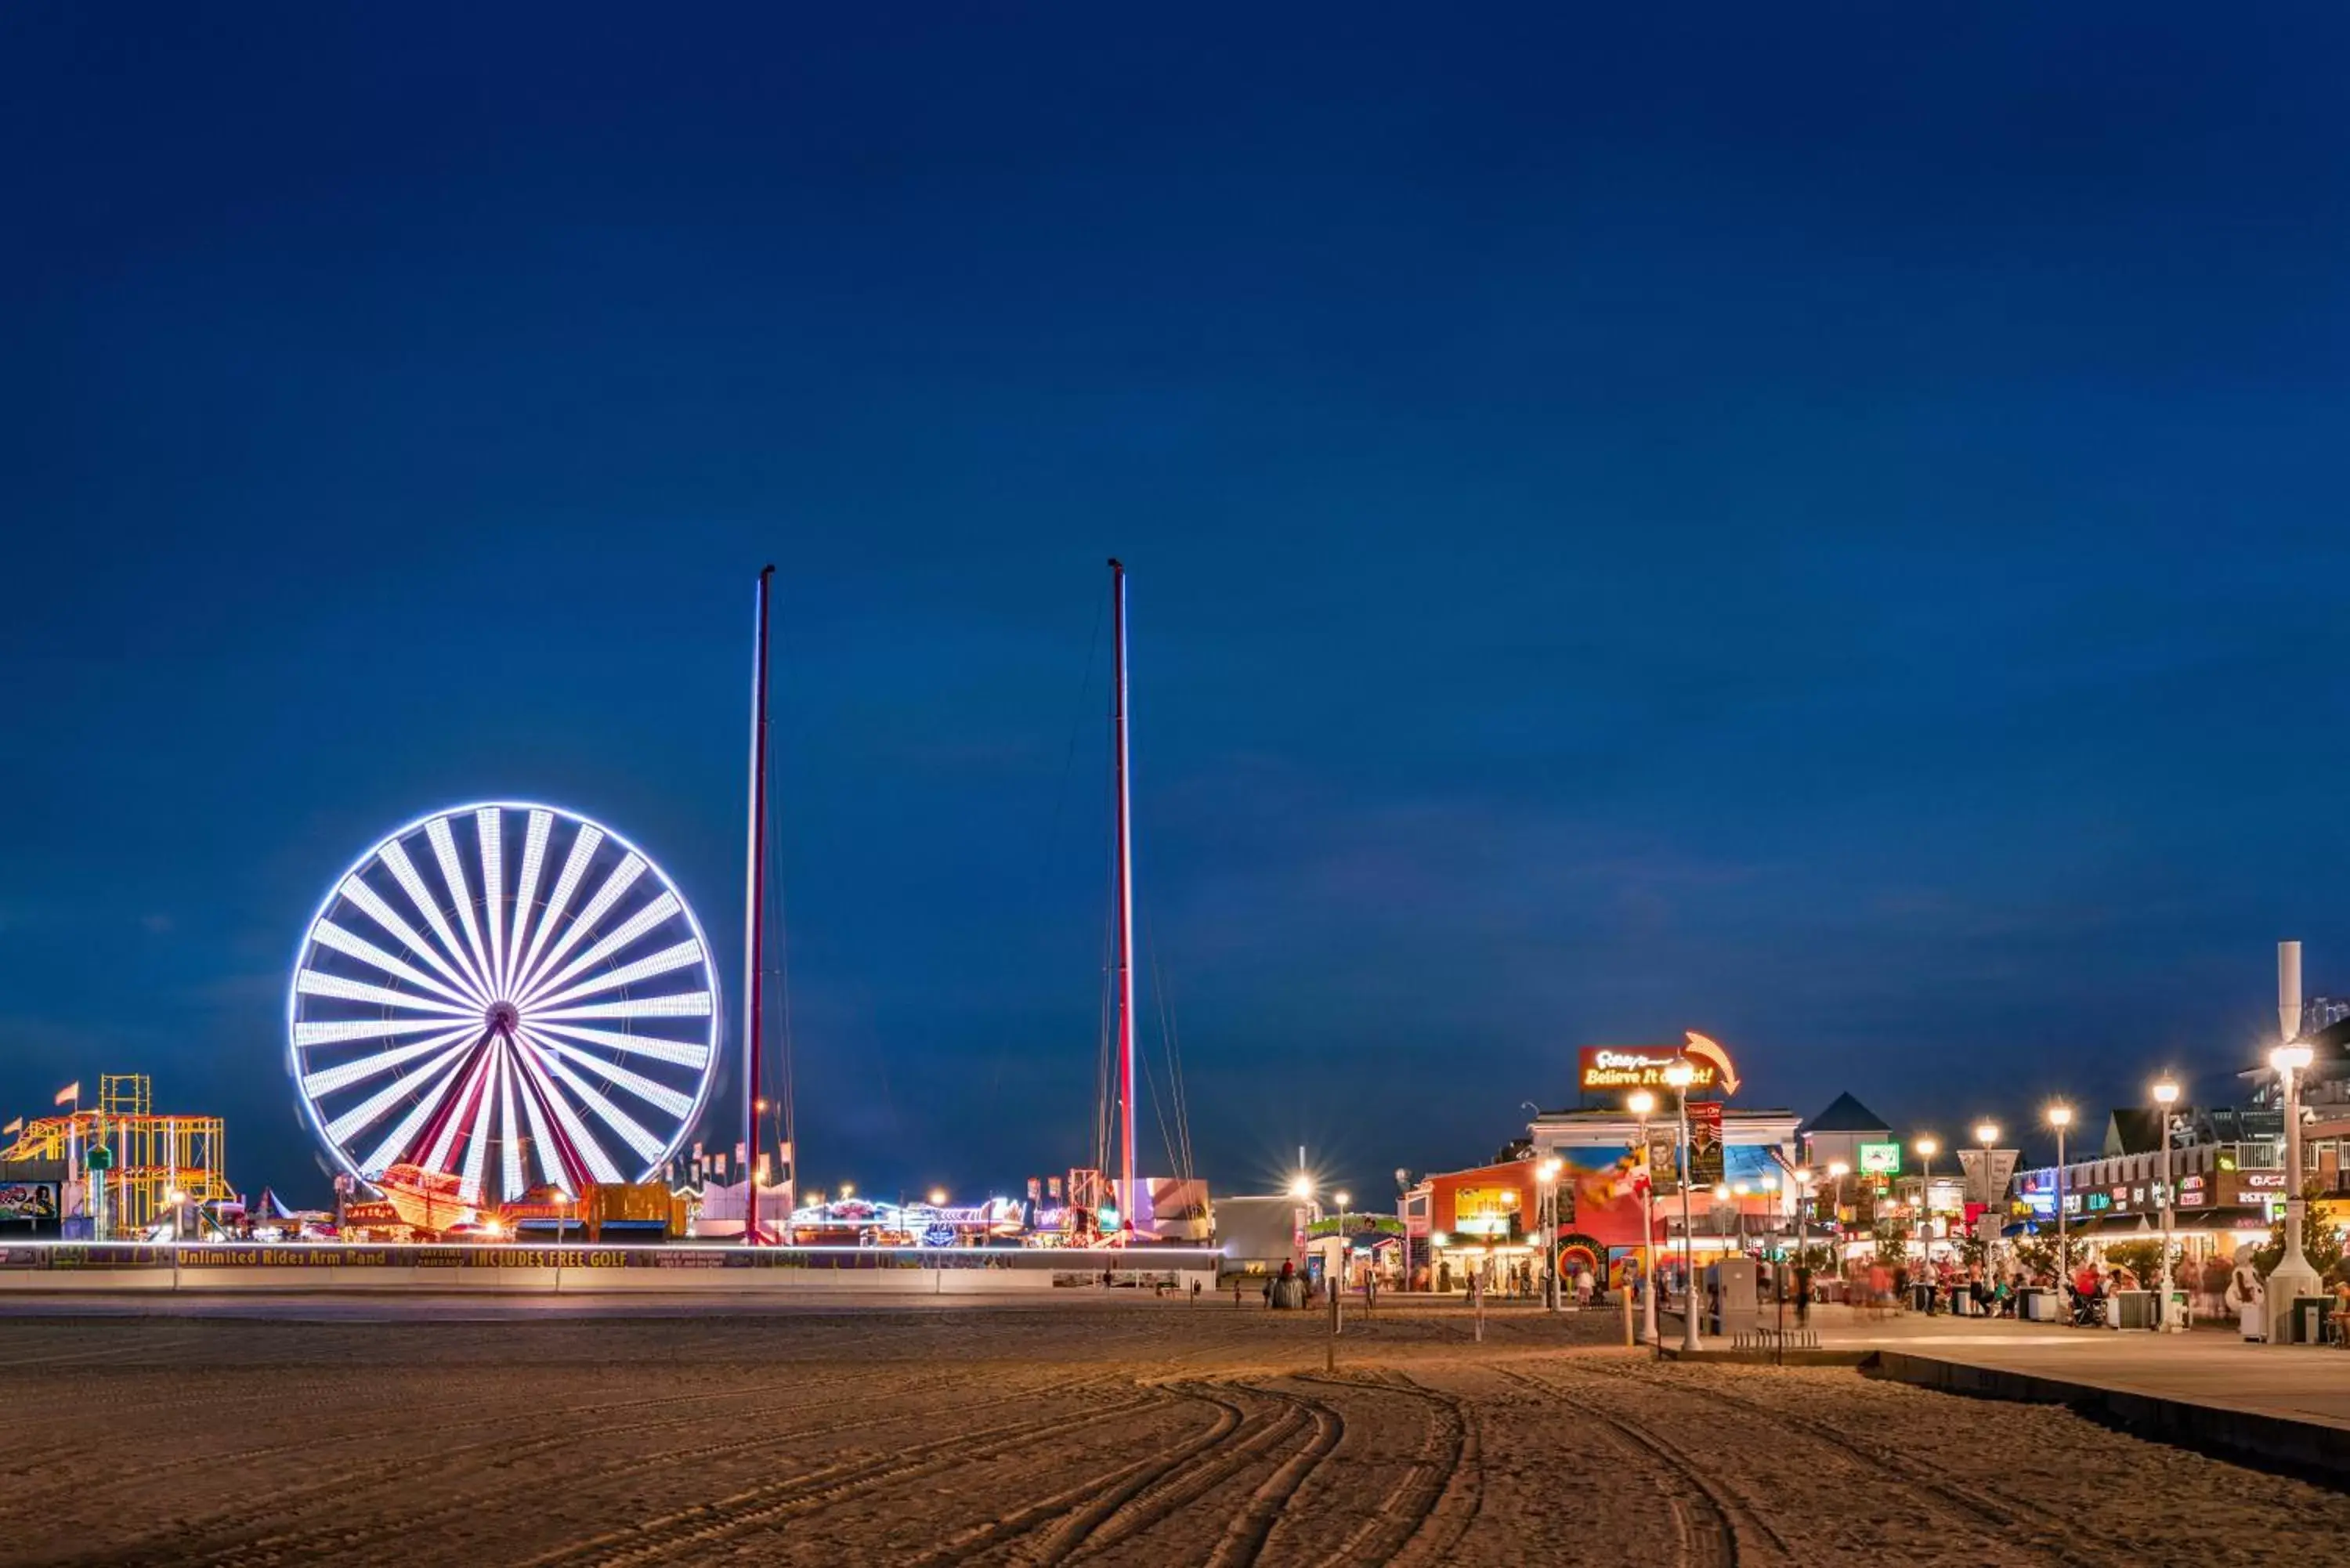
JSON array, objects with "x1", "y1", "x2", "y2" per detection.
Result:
[
  {"x1": 54, "y1": 1082, "x2": 79, "y2": 1107},
  {"x1": 2, "y1": 1118, "x2": 20, "y2": 1136}
]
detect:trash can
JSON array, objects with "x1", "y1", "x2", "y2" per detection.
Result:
[
  {"x1": 2110, "y1": 1289, "x2": 2155, "y2": 1331},
  {"x1": 2019, "y1": 1288, "x2": 2058, "y2": 1323},
  {"x1": 2293, "y1": 1295, "x2": 2329, "y2": 1345}
]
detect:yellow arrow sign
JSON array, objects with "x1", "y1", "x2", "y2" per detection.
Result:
[{"x1": 1683, "y1": 1031, "x2": 1740, "y2": 1097}]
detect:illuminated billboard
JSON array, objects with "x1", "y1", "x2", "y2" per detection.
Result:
[{"x1": 1577, "y1": 1047, "x2": 1717, "y2": 1094}]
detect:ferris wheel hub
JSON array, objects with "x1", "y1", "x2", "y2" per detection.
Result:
[{"x1": 485, "y1": 999, "x2": 520, "y2": 1033}]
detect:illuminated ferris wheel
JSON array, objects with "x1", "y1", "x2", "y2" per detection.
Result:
[{"x1": 288, "y1": 803, "x2": 719, "y2": 1201}]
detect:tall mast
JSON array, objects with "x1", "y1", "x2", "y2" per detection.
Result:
[
  {"x1": 742, "y1": 565, "x2": 775, "y2": 1246},
  {"x1": 1109, "y1": 558, "x2": 1137, "y2": 1239}
]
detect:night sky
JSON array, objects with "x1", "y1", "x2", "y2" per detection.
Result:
[{"x1": 5, "y1": 6, "x2": 2348, "y2": 1205}]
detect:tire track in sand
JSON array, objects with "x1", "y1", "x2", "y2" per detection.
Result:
[
  {"x1": 517, "y1": 1382, "x2": 1178, "y2": 1568},
  {"x1": 1499, "y1": 1363, "x2": 1755, "y2": 1568},
  {"x1": 1581, "y1": 1361, "x2": 2130, "y2": 1568},
  {"x1": 1300, "y1": 1368, "x2": 1481, "y2": 1568},
  {"x1": 1205, "y1": 1380, "x2": 1345, "y2": 1568}
]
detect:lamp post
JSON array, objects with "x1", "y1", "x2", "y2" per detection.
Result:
[
  {"x1": 2152, "y1": 1075, "x2": 2181, "y2": 1333},
  {"x1": 2047, "y1": 1104, "x2": 2073, "y2": 1284},
  {"x1": 1535, "y1": 1162, "x2": 1562, "y2": 1312},
  {"x1": 1333, "y1": 1190, "x2": 1350, "y2": 1336},
  {"x1": 1288, "y1": 1172, "x2": 1315, "y2": 1295},
  {"x1": 166, "y1": 1187, "x2": 186, "y2": 1292},
  {"x1": 1665, "y1": 1060, "x2": 1701, "y2": 1352},
  {"x1": 1793, "y1": 1167, "x2": 1813, "y2": 1310},
  {"x1": 2269, "y1": 1040, "x2": 2320, "y2": 1342},
  {"x1": 1974, "y1": 1120, "x2": 2000, "y2": 1274},
  {"x1": 1827, "y1": 1161, "x2": 1851, "y2": 1279},
  {"x1": 1629, "y1": 1089, "x2": 1661, "y2": 1348},
  {"x1": 1914, "y1": 1136, "x2": 1940, "y2": 1269}
]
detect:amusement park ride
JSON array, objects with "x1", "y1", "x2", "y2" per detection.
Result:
[
  {"x1": 7, "y1": 561, "x2": 1202, "y2": 1249},
  {"x1": 0, "y1": 1074, "x2": 233, "y2": 1236}
]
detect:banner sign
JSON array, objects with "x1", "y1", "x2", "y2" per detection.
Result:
[
  {"x1": 1687, "y1": 1101, "x2": 1725, "y2": 1187},
  {"x1": 1578, "y1": 1048, "x2": 1717, "y2": 1094},
  {"x1": 1955, "y1": 1148, "x2": 2019, "y2": 1208},
  {"x1": 1643, "y1": 1126, "x2": 1681, "y2": 1197},
  {"x1": 0, "y1": 1183, "x2": 60, "y2": 1230},
  {"x1": 1857, "y1": 1141, "x2": 1902, "y2": 1176}
]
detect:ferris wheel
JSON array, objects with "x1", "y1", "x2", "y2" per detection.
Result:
[{"x1": 288, "y1": 803, "x2": 720, "y2": 1201}]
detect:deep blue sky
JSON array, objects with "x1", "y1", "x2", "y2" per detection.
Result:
[{"x1": 5, "y1": 6, "x2": 2348, "y2": 1204}]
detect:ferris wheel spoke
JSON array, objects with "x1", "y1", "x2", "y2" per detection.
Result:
[
  {"x1": 533, "y1": 992, "x2": 713, "y2": 1023},
  {"x1": 517, "y1": 1032, "x2": 667, "y2": 1162},
  {"x1": 512, "y1": 1045, "x2": 574, "y2": 1194},
  {"x1": 418, "y1": 1039, "x2": 498, "y2": 1176},
  {"x1": 497, "y1": 1042, "x2": 527, "y2": 1201},
  {"x1": 358, "y1": 1040, "x2": 484, "y2": 1178},
  {"x1": 427, "y1": 817, "x2": 497, "y2": 1003},
  {"x1": 378, "y1": 841, "x2": 493, "y2": 1002},
  {"x1": 512, "y1": 1038, "x2": 624, "y2": 1184},
  {"x1": 520, "y1": 920, "x2": 695, "y2": 1012},
  {"x1": 528, "y1": 1019, "x2": 712, "y2": 1071},
  {"x1": 515, "y1": 891, "x2": 679, "y2": 1008},
  {"x1": 477, "y1": 808, "x2": 508, "y2": 999},
  {"x1": 454, "y1": 1040, "x2": 502, "y2": 1202},
  {"x1": 302, "y1": 1023, "x2": 481, "y2": 1100},
  {"x1": 505, "y1": 809, "x2": 554, "y2": 1003},
  {"x1": 325, "y1": 1031, "x2": 479, "y2": 1148},
  {"x1": 512, "y1": 854, "x2": 645, "y2": 1003},
  {"x1": 306, "y1": 919, "x2": 481, "y2": 1012},
  {"x1": 513, "y1": 822, "x2": 601, "y2": 1004},
  {"x1": 336, "y1": 879, "x2": 489, "y2": 1008},
  {"x1": 526, "y1": 1033, "x2": 696, "y2": 1118},
  {"x1": 296, "y1": 1015, "x2": 487, "y2": 1049},
  {"x1": 295, "y1": 969, "x2": 476, "y2": 1017}
]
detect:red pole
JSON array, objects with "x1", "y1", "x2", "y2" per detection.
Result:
[
  {"x1": 742, "y1": 565, "x2": 775, "y2": 1245},
  {"x1": 1109, "y1": 559, "x2": 1136, "y2": 1241}
]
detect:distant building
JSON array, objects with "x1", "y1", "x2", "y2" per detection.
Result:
[{"x1": 1795, "y1": 1091, "x2": 1893, "y2": 1180}]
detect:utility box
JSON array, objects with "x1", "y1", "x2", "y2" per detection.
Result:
[
  {"x1": 2290, "y1": 1295, "x2": 2329, "y2": 1345},
  {"x1": 1710, "y1": 1256, "x2": 1760, "y2": 1334}
]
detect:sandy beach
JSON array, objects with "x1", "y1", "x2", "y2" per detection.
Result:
[{"x1": 2, "y1": 1300, "x2": 2345, "y2": 1566}]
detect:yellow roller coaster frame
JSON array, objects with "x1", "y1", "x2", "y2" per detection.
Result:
[{"x1": 0, "y1": 1074, "x2": 232, "y2": 1237}]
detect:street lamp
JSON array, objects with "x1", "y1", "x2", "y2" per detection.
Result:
[
  {"x1": 1665, "y1": 1060, "x2": 1701, "y2": 1352},
  {"x1": 1792, "y1": 1167, "x2": 1813, "y2": 1313},
  {"x1": 2047, "y1": 1104, "x2": 2073, "y2": 1282},
  {"x1": 1972, "y1": 1121, "x2": 2001, "y2": 1273},
  {"x1": 1533, "y1": 1162, "x2": 1561, "y2": 1312},
  {"x1": 1914, "y1": 1136, "x2": 1940, "y2": 1270},
  {"x1": 1826, "y1": 1161, "x2": 1851, "y2": 1277},
  {"x1": 1332, "y1": 1190, "x2": 1352, "y2": 1331},
  {"x1": 928, "y1": 1187, "x2": 948, "y2": 1207},
  {"x1": 2269, "y1": 1040, "x2": 2320, "y2": 1341},
  {"x1": 2152, "y1": 1075, "x2": 2181, "y2": 1333},
  {"x1": 1628, "y1": 1089, "x2": 1660, "y2": 1347},
  {"x1": 1288, "y1": 1172, "x2": 1314, "y2": 1281}
]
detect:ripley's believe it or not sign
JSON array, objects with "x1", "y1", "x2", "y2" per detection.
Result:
[{"x1": 1576, "y1": 1033, "x2": 1740, "y2": 1095}]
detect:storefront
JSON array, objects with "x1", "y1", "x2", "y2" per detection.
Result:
[
  {"x1": 1531, "y1": 1106, "x2": 1802, "y2": 1288},
  {"x1": 1411, "y1": 1161, "x2": 1542, "y2": 1293}
]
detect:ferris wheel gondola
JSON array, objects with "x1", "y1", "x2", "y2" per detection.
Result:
[{"x1": 288, "y1": 803, "x2": 718, "y2": 1201}]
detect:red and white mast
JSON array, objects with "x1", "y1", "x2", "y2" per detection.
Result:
[
  {"x1": 1109, "y1": 558, "x2": 1137, "y2": 1238},
  {"x1": 741, "y1": 565, "x2": 775, "y2": 1245}
]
